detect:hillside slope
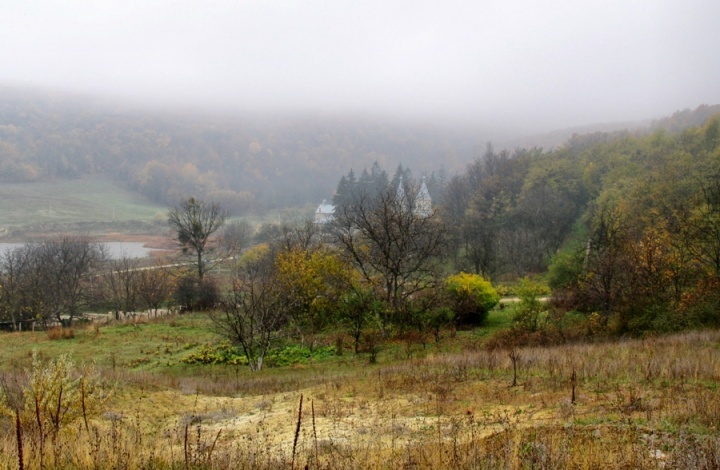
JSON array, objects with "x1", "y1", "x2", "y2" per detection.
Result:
[{"x1": 1, "y1": 87, "x2": 716, "y2": 215}]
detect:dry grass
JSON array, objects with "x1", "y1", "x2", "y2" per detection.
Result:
[
  {"x1": 46, "y1": 326, "x2": 75, "y2": 340},
  {"x1": 2, "y1": 328, "x2": 720, "y2": 468}
]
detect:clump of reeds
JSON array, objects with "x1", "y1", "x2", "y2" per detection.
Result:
[{"x1": 46, "y1": 326, "x2": 75, "y2": 340}]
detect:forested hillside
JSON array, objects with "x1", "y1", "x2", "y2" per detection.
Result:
[
  {"x1": 439, "y1": 111, "x2": 720, "y2": 335},
  {"x1": 0, "y1": 88, "x2": 473, "y2": 213}
]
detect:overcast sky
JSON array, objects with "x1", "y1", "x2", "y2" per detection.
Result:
[{"x1": 2, "y1": 0, "x2": 720, "y2": 133}]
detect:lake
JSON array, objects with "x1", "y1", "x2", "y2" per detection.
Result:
[{"x1": 0, "y1": 241, "x2": 163, "y2": 259}]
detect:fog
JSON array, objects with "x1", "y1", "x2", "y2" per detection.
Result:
[{"x1": 2, "y1": 0, "x2": 719, "y2": 134}]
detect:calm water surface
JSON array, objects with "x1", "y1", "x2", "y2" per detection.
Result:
[{"x1": 0, "y1": 241, "x2": 161, "y2": 259}]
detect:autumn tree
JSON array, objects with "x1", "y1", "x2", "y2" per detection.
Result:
[
  {"x1": 275, "y1": 245, "x2": 357, "y2": 346},
  {"x1": 443, "y1": 145, "x2": 533, "y2": 277},
  {"x1": 463, "y1": 200, "x2": 502, "y2": 277},
  {"x1": 439, "y1": 174, "x2": 468, "y2": 263},
  {"x1": 685, "y1": 176, "x2": 720, "y2": 277},
  {"x1": 576, "y1": 203, "x2": 632, "y2": 318},
  {"x1": 167, "y1": 197, "x2": 226, "y2": 281}
]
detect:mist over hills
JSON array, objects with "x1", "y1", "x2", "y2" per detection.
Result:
[
  {"x1": 0, "y1": 87, "x2": 476, "y2": 212},
  {"x1": 0, "y1": 87, "x2": 716, "y2": 214}
]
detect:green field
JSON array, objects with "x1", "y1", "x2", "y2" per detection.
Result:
[
  {"x1": 0, "y1": 176, "x2": 315, "y2": 241},
  {"x1": 0, "y1": 176, "x2": 167, "y2": 238}
]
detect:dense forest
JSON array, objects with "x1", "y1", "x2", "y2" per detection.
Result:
[{"x1": 435, "y1": 110, "x2": 720, "y2": 336}]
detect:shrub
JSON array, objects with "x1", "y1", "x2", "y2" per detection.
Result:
[
  {"x1": 173, "y1": 275, "x2": 220, "y2": 311},
  {"x1": 494, "y1": 284, "x2": 512, "y2": 297},
  {"x1": 513, "y1": 277, "x2": 549, "y2": 332},
  {"x1": 444, "y1": 272, "x2": 499, "y2": 326},
  {"x1": 196, "y1": 277, "x2": 220, "y2": 310},
  {"x1": 181, "y1": 341, "x2": 248, "y2": 365},
  {"x1": 423, "y1": 306, "x2": 455, "y2": 342},
  {"x1": 266, "y1": 345, "x2": 335, "y2": 367},
  {"x1": 547, "y1": 243, "x2": 585, "y2": 290},
  {"x1": 46, "y1": 327, "x2": 75, "y2": 340},
  {"x1": 0, "y1": 352, "x2": 112, "y2": 452},
  {"x1": 181, "y1": 342, "x2": 336, "y2": 367}
]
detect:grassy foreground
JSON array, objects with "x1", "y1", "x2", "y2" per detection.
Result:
[{"x1": 1, "y1": 311, "x2": 719, "y2": 469}]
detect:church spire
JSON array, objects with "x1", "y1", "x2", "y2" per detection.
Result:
[
  {"x1": 414, "y1": 176, "x2": 432, "y2": 217},
  {"x1": 395, "y1": 176, "x2": 406, "y2": 205}
]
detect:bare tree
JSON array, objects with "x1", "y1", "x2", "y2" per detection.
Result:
[
  {"x1": 19, "y1": 244, "x2": 51, "y2": 326},
  {"x1": 137, "y1": 264, "x2": 174, "y2": 317},
  {"x1": 210, "y1": 251, "x2": 295, "y2": 371},
  {"x1": 40, "y1": 237, "x2": 103, "y2": 326},
  {"x1": 168, "y1": 197, "x2": 226, "y2": 280},
  {"x1": 252, "y1": 218, "x2": 322, "y2": 253},
  {"x1": 332, "y1": 185, "x2": 447, "y2": 328},
  {"x1": 279, "y1": 218, "x2": 321, "y2": 252},
  {"x1": 0, "y1": 246, "x2": 33, "y2": 330},
  {"x1": 101, "y1": 256, "x2": 141, "y2": 320},
  {"x1": 220, "y1": 220, "x2": 252, "y2": 257},
  {"x1": 8, "y1": 237, "x2": 103, "y2": 327}
]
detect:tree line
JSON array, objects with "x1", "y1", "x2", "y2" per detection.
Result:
[{"x1": 0, "y1": 238, "x2": 177, "y2": 330}]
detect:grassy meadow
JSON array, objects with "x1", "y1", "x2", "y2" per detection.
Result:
[
  {"x1": 1, "y1": 307, "x2": 719, "y2": 469},
  {"x1": 0, "y1": 176, "x2": 167, "y2": 239},
  {"x1": 0, "y1": 176, "x2": 315, "y2": 243}
]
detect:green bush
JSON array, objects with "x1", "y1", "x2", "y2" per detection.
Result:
[
  {"x1": 266, "y1": 345, "x2": 335, "y2": 367},
  {"x1": 419, "y1": 306, "x2": 455, "y2": 342},
  {"x1": 494, "y1": 284, "x2": 512, "y2": 297},
  {"x1": 547, "y1": 246, "x2": 585, "y2": 290},
  {"x1": 444, "y1": 272, "x2": 499, "y2": 326},
  {"x1": 513, "y1": 277, "x2": 549, "y2": 332},
  {"x1": 181, "y1": 342, "x2": 336, "y2": 367},
  {"x1": 181, "y1": 341, "x2": 248, "y2": 365}
]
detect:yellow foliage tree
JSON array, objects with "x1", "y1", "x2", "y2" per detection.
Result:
[{"x1": 275, "y1": 246, "x2": 357, "y2": 343}]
